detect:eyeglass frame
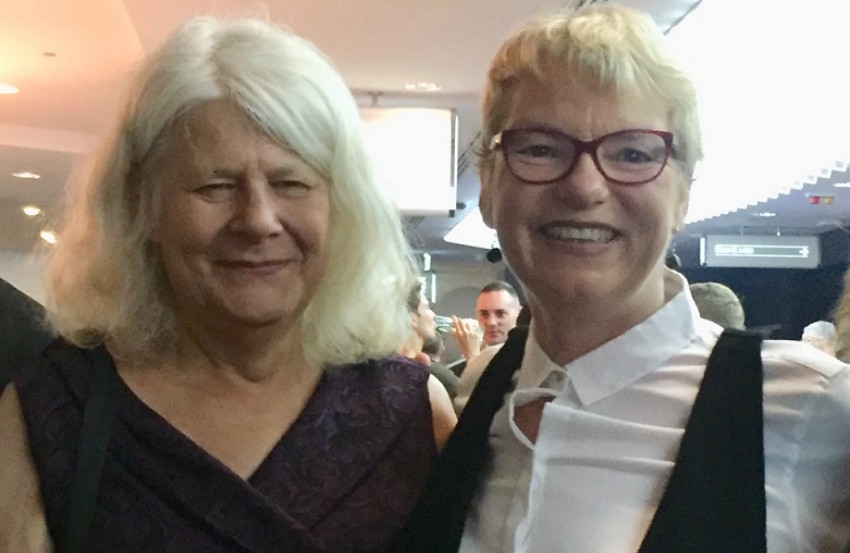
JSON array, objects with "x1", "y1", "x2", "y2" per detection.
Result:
[{"x1": 489, "y1": 128, "x2": 676, "y2": 186}]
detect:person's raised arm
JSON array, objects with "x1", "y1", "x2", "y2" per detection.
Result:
[{"x1": 451, "y1": 316, "x2": 482, "y2": 361}]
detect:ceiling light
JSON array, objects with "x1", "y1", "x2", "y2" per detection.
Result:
[
  {"x1": 12, "y1": 171, "x2": 40, "y2": 179},
  {"x1": 404, "y1": 82, "x2": 442, "y2": 92},
  {"x1": 670, "y1": 0, "x2": 850, "y2": 224},
  {"x1": 0, "y1": 84, "x2": 18, "y2": 94},
  {"x1": 359, "y1": 107, "x2": 457, "y2": 214},
  {"x1": 754, "y1": 212, "x2": 777, "y2": 218},
  {"x1": 39, "y1": 230, "x2": 58, "y2": 245},
  {"x1": 22, "y1": 205, "x2": 41, "y2": 217},
  {"x1": 833, "y1": 182, "x2": 850, "y2": 188}
]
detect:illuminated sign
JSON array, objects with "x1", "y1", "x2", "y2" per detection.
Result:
[{"x1": 700, "y1": 235, "x2": 820, "y2": 268}]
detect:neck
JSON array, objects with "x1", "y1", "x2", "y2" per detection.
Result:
[
  {"x1": 400, "y1": 334, "x2": 425, "y2": 359},
  {"x1": 166, "y1": 319, "x2": 310, "y2": 384},
  {"x1": 529, "y1": 270, "x2": 679, "y2": 366}
]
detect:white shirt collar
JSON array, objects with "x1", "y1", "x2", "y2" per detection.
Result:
[{"x1": 517, "y1": 270, "x2": 701, "y2": 405}]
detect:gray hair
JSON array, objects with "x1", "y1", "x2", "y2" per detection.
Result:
[
  {"x1": 803, "y1": 321, "x2": 837, "y2": 342},
  {"x1": 46, "y1": 17, "x2": 417, "y2": 367}
]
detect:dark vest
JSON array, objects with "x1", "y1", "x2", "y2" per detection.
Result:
[{"x1": 395, "y1": 327, "x2": 765, "y2": 553}]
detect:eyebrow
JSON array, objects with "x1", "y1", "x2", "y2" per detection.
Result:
[{"x1": 208, "y1": 166, "x2": 304, "y2": 179}]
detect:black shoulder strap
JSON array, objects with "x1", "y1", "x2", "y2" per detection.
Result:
[
  {"x1": 61, "y1": 347, "x2": 121, "y2": 553},
  {"x1": 394, "y1": 326, "x2": 529, "y2": 553},
  {"x1": 640, "y1": 329, "x2": 765, "y2": 552}
]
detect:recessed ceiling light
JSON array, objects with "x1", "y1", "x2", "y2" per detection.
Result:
[
  {"x1": 754, "y1": 211, "x2": 776, "y2": 218},
  {"x1": 22, "y1": 205, "x2": 41, "y2": 217},
  {"x1": 0, "y1": 84, "x2": 19, "y2": 95},
  {"x1": 12, "y1": 171, "x2": 40, "y2": 179},
  {"x1": 39, "y1": 229, "x2": 58, "y2": 245},
  {"x1": 404, "y1": 82, "x2": 442, "y2": 92},
  {"x1": 833, "y1": 182, "x2": 850, "y2": 188}
]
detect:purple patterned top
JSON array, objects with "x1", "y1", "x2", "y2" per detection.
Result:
[{"x1": 15, "y1": 340, "x2": 436, "y2": 552}]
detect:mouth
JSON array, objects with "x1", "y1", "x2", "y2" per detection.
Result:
[
  {"x1": 539, "y1": 222, "x2": 616, "y2": 243},
  {"x1": 217, "y1": 259, "x2": 290, "y2": 272}
]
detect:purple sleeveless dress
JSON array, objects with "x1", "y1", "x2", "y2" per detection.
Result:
[{"x1": 14, "y1": 340, "x2": 436, "y2": 552}]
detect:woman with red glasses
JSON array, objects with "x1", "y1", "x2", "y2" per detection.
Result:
[{"x1": 398, "y1": 4, "x2": 850, "y2": 553}]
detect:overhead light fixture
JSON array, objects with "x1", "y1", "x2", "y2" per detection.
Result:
[
  {"x1": 404, "y1": 82, "x2": 442, "y2": 92},
  {"x1": 0, "y1": 84, "x2": 19, "y2": 94},
  {"x1": 39, "y1": 229, "x2": 58, "y2": 245},
  {"x1": 360, "y1": 107, "x2": 457, "y2": 215},
  {"x1": 833, "y1": 182, "x2": 850, "y2": 188},
  {"x1": 22, "y1": 205, "x2": 41, "y2": 217},
  {"x1": 754, "y1": 212, "x2": 777, "y2": 218},
  {"x1": 12, "y1": 171, "x2": 40, "y2": 179}
]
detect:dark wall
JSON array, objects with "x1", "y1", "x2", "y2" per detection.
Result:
[{"x1": 678, "y1": 229, "x2": 850, "y2": 339}]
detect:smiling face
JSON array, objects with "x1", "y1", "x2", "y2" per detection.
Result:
[
  {"x1": 148, "y1": 100, "x2": 330, "y2": 334},
  {"x1": 480, "y1": 71, "x2": 688, "y2": 324}
]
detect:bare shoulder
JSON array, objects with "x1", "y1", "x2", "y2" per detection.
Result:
[
  {"x1": 427, "y1": 375, "x2": 457, "y2": 452},
  {"x1": 0, "y1": 385, "x2": 52, "y2": 552}
]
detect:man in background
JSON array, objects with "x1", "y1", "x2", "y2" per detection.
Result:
[
  {"x1": 452, "y1": 281, "x2": 522, "y2": 413},
  {"x1": 689, "y1": 282, "x2": 745, "y2": 330},
  {"x1": 802, "y1": 320, "x2": 837, "y2": 356},
  {"x1": 452, "y1": 281, "x2": 521, "y2": 362}
]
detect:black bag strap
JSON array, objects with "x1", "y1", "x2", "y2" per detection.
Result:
[
  {"x1": 394, "y1": 326, "x2": 528, "y2": 553},
  {"x1": 62, "y1": 347, "x2": 121, "y2": 553},
  {"x1": 639, "y1": 328, "x2": 765, "y2": 552}
]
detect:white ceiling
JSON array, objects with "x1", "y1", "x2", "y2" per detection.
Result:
[{"x1": 8, "y1": 0, "x2": 842, "y2": 268}]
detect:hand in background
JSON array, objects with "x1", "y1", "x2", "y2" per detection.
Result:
[{"x1": 451, "y1": 316, "x2": 482, "y2": 361}]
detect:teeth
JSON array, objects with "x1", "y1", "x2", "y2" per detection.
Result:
[{"x1": 544, "y1": 225, "x2": 615, "y2": 242}]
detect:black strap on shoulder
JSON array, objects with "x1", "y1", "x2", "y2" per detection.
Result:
[
  {"x1": 394, "y1": 326, "x2": 529, "y2": 553},
  {"x1": 61, "y1": 347, "x2": 121, "y2": 553},
  {"x1": 639, "y1": 328, "x2": 765, "y2": 552}
]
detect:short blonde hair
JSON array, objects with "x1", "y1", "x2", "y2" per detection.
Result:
[
  {"x1": 46, "y1": 17, "x2": 417, "y2": 367},
  {"x1": 478, "y1": 4, "x2": 702, "y2": 191}
]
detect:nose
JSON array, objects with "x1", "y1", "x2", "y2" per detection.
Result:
[
  {"x1": 553, "y1": 152, "x2": 611, "y2": 208},
  {"x1": 231, "y1": 183, "x2": 284, "y2": 239}
]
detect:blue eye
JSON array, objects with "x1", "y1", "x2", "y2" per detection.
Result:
[{"x1": 615, "y1": 148, "x2": 654, "y2": 164}]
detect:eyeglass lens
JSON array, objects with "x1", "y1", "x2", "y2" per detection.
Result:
[{"x1": 502, "y1": 129, "x2": 670, "y2": 184}]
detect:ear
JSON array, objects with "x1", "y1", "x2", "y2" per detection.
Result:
[
  {"x1": 479, "y1": 164, "x2": 496, "y2": 229},
  {"x1": 672, "y1": 186, "x2": 689, "y2": 234}
]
